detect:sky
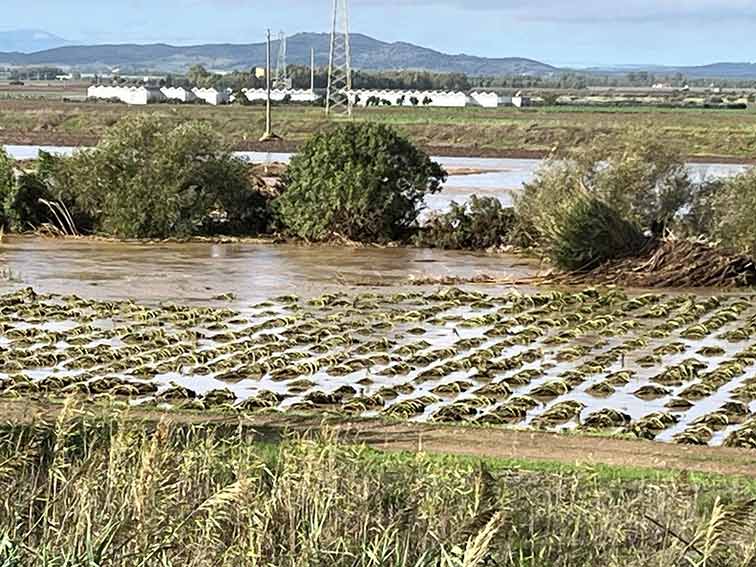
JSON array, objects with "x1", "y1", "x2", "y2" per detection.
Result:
[{"x1": 3, "y1": 0, "x2": 756, "y2": 67}]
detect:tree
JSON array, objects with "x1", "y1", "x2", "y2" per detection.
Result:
[
  {"x1": 276, "y1": 123, "x2": 446, "y2": 242},
  {"x1": 51, "y1": 116, "x2": 271, "y2": 238},
  {"x1": 0, "y1": 148, "x2": 15, "y2": 227},
  {"x1": 410, "y1": 96, "x2": 419, "y2": 106},
  {"x1": 187, "y1": 64, "x2": 211, "y2": 87}
]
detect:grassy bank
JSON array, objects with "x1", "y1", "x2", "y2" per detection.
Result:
[
  {"x1": 3, "y1": 99, "x2": 756, "y2": 160},
  {"x1": 2, "y1": 403, "x2": 756, "y2": 566}
]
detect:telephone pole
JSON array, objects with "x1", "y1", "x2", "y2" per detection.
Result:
[
  {"x1": 259, "y1": 29, "x2": 280, "y2": 142},
  {"x1": 326, "y1": 0, "x2": 352, "y2": 116},
  {"x1": 310, "y1": 48, "x2": 315, "y2": 93}
]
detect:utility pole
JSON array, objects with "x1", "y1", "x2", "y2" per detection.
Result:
[
  {"x1": 310, "y1": 48, "x2": 315, "y2": 93},
  {"x1": 326, "y1": 0, "x2": 352, "y2": 116},
  {"x1": 259, "y1": 29, "x2": 279, "y2": 142}
]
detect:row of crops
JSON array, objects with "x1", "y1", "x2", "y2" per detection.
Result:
[{"x1": 1, "y1": 286, "x2": 755, "y2": 448}]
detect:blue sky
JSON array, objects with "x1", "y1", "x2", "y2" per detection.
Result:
[{"x1": 3, "y1": 0, "x2": 756, "y2": 67}]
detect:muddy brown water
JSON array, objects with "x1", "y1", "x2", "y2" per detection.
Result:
[{"x1": 0, "y1": 236, "x2": 540, "y2": 304}]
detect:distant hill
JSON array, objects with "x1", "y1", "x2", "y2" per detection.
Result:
[
  {"x1": 0, "y1": 32, "x2": 559, "y2": 76},
  {"x1": 0, "y1": 29, "x2": 71, "y2": 53},
  {"x1": 587, "y1": 62, "x2": 756, "y2": 80}
]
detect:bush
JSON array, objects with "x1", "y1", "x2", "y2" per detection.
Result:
[
  {"x1": 415, "y1": 196, "x2": 516, "y2": 250},
  {"x1": 540, "y1": 191, "x2": 648, "y2": 271},
  {"x1": 3, "y1": 173, "x2": 54, "y2": 232},
  {"x1": 0, "y1": 148, "x2": 14, "y2": 226},
  {"x1": 276, "y1": 123, "x2": 446, "y2": 242},
  {"x1": 516, "y1": 132, "x2": 693, "y2": 244},
  {"x1": 707, "y1": 170, "x2": 756, "y2": 256},
  {"x1": 52, "y1": 116, "x2": 271, "y2": 238}
]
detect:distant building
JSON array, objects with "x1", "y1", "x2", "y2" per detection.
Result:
[
  {"x1": 87, "y1": 85, "x2": 165, "y2": 105},
  {"x1": 254, "y1": 67, "x2": 266, "y2": 79},
  {"x1": 161, "y1": 86, "x2": 197, "y2": 103},
  {"x1": 349, "y1": 89, "x2": 469, "y2": 108},
  {"x1": 469, "y1": 91, "x2": 500, "y2": 108},
  {"x1": 192, "y1": 87, "x2": 230, "y2": 105},
  {"x1": 512, "y1": 91, "x2": 531, "y2": 108},
  {"x1": 243, "y1": 88, "x2": 320, "y2": 103}
]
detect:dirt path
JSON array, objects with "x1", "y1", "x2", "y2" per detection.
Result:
[{"x1": 3, "y1": 400, "x2": 756, "y2": 478}]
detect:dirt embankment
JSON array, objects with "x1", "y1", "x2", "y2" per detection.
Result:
[{"x1": 3, "y1": 399, "x2": 756, "y2": 478}]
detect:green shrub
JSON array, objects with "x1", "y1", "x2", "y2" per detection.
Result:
[
  {"x1": 276, "y1": 123, "x2": 446, "y2": 242},
  {"x1": 0, "y1": 148, "x2": 14, "y2": 227},
  {"x1": 540, "y1": 191, "x2": 648, "y2": 271},
  {"x1": 415, "y1": 195, "x2": 516, "y2": 249},
  {"x1": 52, "y1": 116, "x2": 271, "y2": 238},
  {"x1": 3, "y1": 173, "x2": 54, "y2": 232},
  {"x1": 707, "y1": 170, "x2": 756, "y2": 256},
  {"x1": 516, "y1": 132, "x2": 693, "y2": 244}
]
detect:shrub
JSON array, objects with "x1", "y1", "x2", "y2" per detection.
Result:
[
  {"x1": 540, "y1": 191, "x2": 648, "y2": 271},
  {"x1": 516, "y1": 132, "x2": 693, "y2": 244},
  {"x1": 52, "y1": 116, "x2": 271, "y2": 238},
  {"x1": 0, "y1": 148, "x2": 14, "y2": 226},
  {"x1": 415, "y1": 196, "x2": 516, "y2": 250},
  {"x1": 707, "y1": 170, "x2": 756, "y2": 256},
  {"x1": 276, "y1": 123, "x2": 446, "y2": 242},
  {"x1": 3, "y1": 173, "x2": 54, "y2": 232}
]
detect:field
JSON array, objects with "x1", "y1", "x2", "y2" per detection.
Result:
[
  {"x1": 3, "y1": 97, "x2": 756, "y2": 160},
  {"x1": 3, "y1": 285, "x2": 756, "y2": 450}
]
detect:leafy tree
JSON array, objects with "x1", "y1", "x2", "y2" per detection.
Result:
[
  {"x1": 52, "y1": 116, "x2": 271, "y2": 238},
  {"x1": 410, "y1": 97, "x2": 419, "y2": 106},
  {"x1": 0, "y1": 148, "x2": 14, "y2": 226},
  {"x1": 276, "y1": 123, "x2": 446, "y2": 242}
]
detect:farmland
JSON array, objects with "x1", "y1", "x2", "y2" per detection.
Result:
[
  {"x1": 3, "y1": 95, "x2": 756, "y2": 160},
  {"x1": 2, "y1": 284, "x2": 756, "y2": 449}
]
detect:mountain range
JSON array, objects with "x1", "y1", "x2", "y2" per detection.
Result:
[
  {"x1": 1, "y1": 30, "x2": 756, "y2": 79},
  {"x1": 0, "y1": 32, "x2": 558, "y2": 76}
]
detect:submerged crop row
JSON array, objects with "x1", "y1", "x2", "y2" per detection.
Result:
[{"x1": 1, "y1": 286, "x2": 755, "y2": 448}]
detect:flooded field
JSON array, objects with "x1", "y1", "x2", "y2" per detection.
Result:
[{"x1": 1, "y1": 285, "x2": 755, "y2": 448}]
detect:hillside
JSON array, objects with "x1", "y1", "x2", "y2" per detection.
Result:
[{"x1": 0, "y1": 32, "x2": 558, "y2": 76}]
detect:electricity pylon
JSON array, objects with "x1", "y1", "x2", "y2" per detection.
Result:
[
  {"x1": 326, "y1": 0, "x2": 352, "y2": 116},
  {"x1": 273, "y1": 31, "x2": 290, "y2": 90}
]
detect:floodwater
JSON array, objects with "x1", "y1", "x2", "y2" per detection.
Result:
[
  {"x1": 0, "y1": 237, "x2": 541, "y2": 305},
  {"x1": 5, "y1": 145, "x2": 750, "y2": 213}
]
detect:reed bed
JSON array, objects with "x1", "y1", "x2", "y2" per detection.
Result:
[{"x1": 1, "y1": 404, "x2": 756, "y2": 566}]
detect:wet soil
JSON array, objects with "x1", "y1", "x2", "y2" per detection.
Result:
[{"x1": 2, "y1": 399, "x2": 755, "y2": 478}]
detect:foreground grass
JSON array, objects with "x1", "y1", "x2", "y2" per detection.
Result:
[
  {"x1": 2, "y1": 402, "x2": 756, "y2": 566},
  {"x1": 3, "y1": 99, "x2": 756, "y2": 159}
]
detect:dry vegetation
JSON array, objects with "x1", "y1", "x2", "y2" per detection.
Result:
[
  {"x1": 2, "y1": 403, "x2": 756, "y2": 566},
  {"x1": 2, "y1": 99, "x2": 756, "y2": 159}
]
